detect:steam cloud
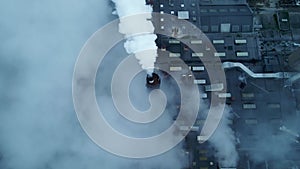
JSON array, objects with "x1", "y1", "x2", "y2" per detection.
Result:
[
  {"x1": 207, "y1": 105, "x2": 300, "y2": 168},
  {"x1": 208, "y1": 106, "x2": 239, "y2": 167},
  {"x1": 2, "y1": 1, "x2": 299, "y2": 169},
  {"x1": 0, "y1": 0, "x2": 186, "y2": 169},
  {"x1": 111, "y1": 0, "x2": 158, "y2": 74},
  {"x1": 245, "y1": 115, "x2": 300, "y2": 164}
]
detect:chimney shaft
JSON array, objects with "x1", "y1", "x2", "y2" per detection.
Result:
[{"x1": 146, "y1": 73, "x2": 161, "y2": 88}]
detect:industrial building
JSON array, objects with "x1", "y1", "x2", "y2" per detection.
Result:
[{"x1": 151, "y1": 0, "x2": 300, "y2": 169}]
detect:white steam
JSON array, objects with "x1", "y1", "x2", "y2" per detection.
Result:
[
  {"x1": 0, "y1": 1, "x2": 186, "y2": 169},
  {"x1": 111, "y1": 0, "x2": 158, "y2": 74},
  {"x1": 208, "y1": 106, "x2": 239, "y2": 167}
]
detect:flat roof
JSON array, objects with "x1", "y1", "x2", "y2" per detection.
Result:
[
  {"x1": 199, "y1": 0, "x2": 247, "y2": 5},
  {"x1": 198, "y1": 5, "x2": 252, "y2": 16}
]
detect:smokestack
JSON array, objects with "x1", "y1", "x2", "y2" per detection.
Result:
[{"x1": 146, "y1": 72, "x2": 160, "y2": 88}]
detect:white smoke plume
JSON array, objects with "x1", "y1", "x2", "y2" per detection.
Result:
[
  {"x1": 245, "y1": 116, "x2": 300, "y2": 164},
  {"x1": 111, "y1": 0, "x2": 158, "y2": 74},
  {"x1": 0, "y1": 0, "x2": 186, "y2": 169},
  {"x1": 208, "y1": 105, "x2": 239, "y2": 167}
]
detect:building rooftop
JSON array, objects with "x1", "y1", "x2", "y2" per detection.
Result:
[
  {"x1": 152, "y1": 0, "x2": 300, "y2": 169},
  {"x1": 198, "y1": 0, "x2": 247, "y2": 5}
]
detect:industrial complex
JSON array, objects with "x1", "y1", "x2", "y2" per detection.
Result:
[{"x1": 146, "y1": 0, "x2": 300, "y2": 169}]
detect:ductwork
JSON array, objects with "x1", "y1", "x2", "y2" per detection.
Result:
[{"x1": 222, "y1": 62, "x2": 292, "y2": 79}]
